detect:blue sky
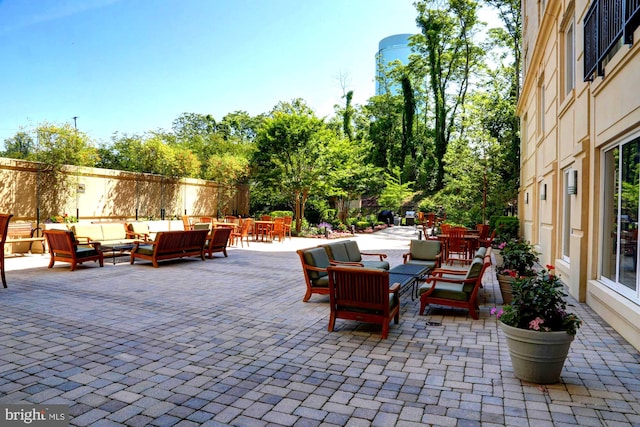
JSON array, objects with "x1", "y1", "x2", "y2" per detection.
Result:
[{"x1": 0, "y1": 0, "x2": 496, "y2": 144}]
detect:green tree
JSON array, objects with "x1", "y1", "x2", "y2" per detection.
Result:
[
  {"x1": 97, "y1": 133, "x2": 144, "y2": 171},
  {"x1": 483, "y1": 0, "x2": 522, "y2": 199},
  {"x1": 33, "y1": 123, "x2": 99, "y2": 168},
  {"x1": 412, "y1": 0, "x2": 484, "y2": 190},
  {"x1": 378, "y1": 167, "x2": 415, "y2": 213},
  {"x1": 2, "y1": 131, "x2": 34, "y2": 159},
  {"x1": 253, "y1": 99, "x2": 329, "y2": 233},
  {"x1": 325, "y1": 137, "x2": 384, "y2": 222}
]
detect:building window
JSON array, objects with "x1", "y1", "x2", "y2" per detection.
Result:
[
  {"x1": 602, "y1": 139, "x2": 640, "y2": 301},
  {"x1": 565, "y1": 21, "x2": 575, "y2": 96},
  {"x1": 562, "y1": 170, "x2": 571, "y2": 261}
]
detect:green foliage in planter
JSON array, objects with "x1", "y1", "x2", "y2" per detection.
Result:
[
  {"x1": 497, "y1": 239, "x2": 538, "y2": 277},
  {"x1": 497, "y1": 267, "x2": 581, "y2": 335}
]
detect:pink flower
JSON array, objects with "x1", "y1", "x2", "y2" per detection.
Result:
[
  {"x1": 529, "y1": 317, "x2": 545, "y2": 330},
  {"x1": 491, "y1": 307, "x2": 504, "y2": 318},
  {"x1": 499, "y1": 242, "x2": 506, "y2": 249}
]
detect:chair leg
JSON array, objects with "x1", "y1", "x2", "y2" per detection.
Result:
[
  {"x1": 1, "y1": 253, "x2": 6, "y2": 288},
  {"x1": 419, "y1": 296, "x2": 427, "y2": 315},
  {"x1": 381, "y1": 323, "x2": 389, "y2": 339},
  {"x1": 328, "y1": 313, "x2": 336, "y2": 331}
]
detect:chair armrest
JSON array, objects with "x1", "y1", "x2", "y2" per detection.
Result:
[
  {"x1": 424, "y1": 275, "x2": 476, "y2": 286},
  {"x1": 304, "y1": 264, "x2": 328, "y2": 273},
  {"x1": 75, "y1": 235, "x2": 91, "y2": 244},
  {"x1": 360, "y1": 251, "x2": 387, "y2": 261},
  {"x1": 127, "y1": 231, "x2": 151, "y2": 241},
  {"x1": 402, "y1": 252, "x2": 410, "y2": 263},
  {"x1": 431, "y1": 267, "x2": 466, "y2": 275},
  {"x1": 389, "y1": 283, "x2": 401, "y2": 293}
]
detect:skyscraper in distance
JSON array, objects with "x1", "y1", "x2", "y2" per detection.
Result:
[{"x1": 375, "y1": 34, "x2": 413, "y2": 96}]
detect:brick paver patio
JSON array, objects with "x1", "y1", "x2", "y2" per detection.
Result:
[{"x1": 1, "y1": 226, "x2": 639, "y2": 426}]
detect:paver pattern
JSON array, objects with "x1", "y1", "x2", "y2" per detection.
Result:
[{"x1": 1, "y1": 226, "x2": 639, "y2": 426}]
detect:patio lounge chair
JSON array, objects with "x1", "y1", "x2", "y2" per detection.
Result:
[
  {"x1": 43, "y1": 229, "x2": 104, "y2": 271},
  {"x1": 402, "y1": 239, "x2": 442, "y2": 270},
  {"x1": 418, "y1": 254, "x2": 491, "y2": 319},
  {"x1": 297, "y1": 246, "x2": 333, "y2": 302},
  {"x1": 327, "y1": 265, "x2": 400, "y2": 339}
]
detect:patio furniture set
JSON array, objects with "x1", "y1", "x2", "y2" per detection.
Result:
[
  {"x1": 297, "y1": 232, "x2": 494, "y2": 339},
  {"x1": 0, "y1": 216, "x2": 237, "y2": 282}
]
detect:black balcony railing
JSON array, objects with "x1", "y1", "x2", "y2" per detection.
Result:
[{"x1": 584, "y1": 0, "x2": 640, "y2": 81}]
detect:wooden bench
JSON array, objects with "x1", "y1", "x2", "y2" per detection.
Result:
[
  {"x1": 130, "y1": 229, "x2": 209, "y2": 267},
  {"x1": 5, "y1": 222, "x2": 45, "y2": 253}
]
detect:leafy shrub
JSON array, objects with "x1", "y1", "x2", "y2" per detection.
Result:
[
  {"x1": 492, "y1": 216, "x2": 519, "y2": 244},
  {"x1": 270, "y1": 210, "x2": 293, "y2": 218}
]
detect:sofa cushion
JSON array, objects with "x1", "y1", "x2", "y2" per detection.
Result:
[
  {"x1": 101, "y1": 223, "x2": 127, "y2": 240},
  {"x1": 303, "y1": 247, "x2": 331, "y2": 281},
  {"x1": 474, "y1": 247, "x2": 487, "y2": 258},
  {"x1": 134, "y1": 244, "x2": 155, "y2": 256},
  {"x1": 410, "y1": 240, "x2": 441, "y2": 260},
  {"x1": 462, "y1": 258, "x2": 485, "y2": 293},
  {"x1": 361, "y1": 260, "x2": 391, "y2": 270},
  {"x1": 324, "y1": 241, "x2": 350, "y2": 262},
  {"x1": 72, "y1": 224, "x2": 103, "y2": 241},
  {"x1": 344, "y1": 240, "x2": 362, "y2": 262},
  {"x1": 418, "y1": 282, "x2": 467, "y2": 301}
]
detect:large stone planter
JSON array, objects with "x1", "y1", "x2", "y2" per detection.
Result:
[
  {"x1": 496, "y1": 273, "x2": 515, "y2": 304},
  {"x1": 500, "y1": 322, "x2": 575, "y2": 384}
]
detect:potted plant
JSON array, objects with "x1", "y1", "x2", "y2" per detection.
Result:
[
  {"x1": 496, "y1": 239, "x2": 539, "y2": 303},
  {"x1": 492, "y1": 266, "x2": 582, "y2": 384}
]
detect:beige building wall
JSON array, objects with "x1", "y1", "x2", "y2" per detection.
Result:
[
  {"x1": 0, "y1": 157, "x2": 248, "y2": 223},
  {"x1": 518, "y1": 0, "x2": 640, "y2": 350}
]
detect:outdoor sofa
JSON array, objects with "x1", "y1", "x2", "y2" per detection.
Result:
[{"x1": 130, "y1": 229, "x2": 209, "y2": 267}]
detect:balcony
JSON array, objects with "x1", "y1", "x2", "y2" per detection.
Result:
[{"x1": 584, "y1": 0, "x2": 640, "y2": 81}]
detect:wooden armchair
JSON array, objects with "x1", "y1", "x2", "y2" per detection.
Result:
[
  {"x1": 402, "y1": 239, "x2": 442, "y2": 270},
  {"x1": 0, "y1": 213, "x2": 13, "y2": 287},
  {"x1": 205, "y1": 227, "x2": 232, "y2": 258},
  {"x1": 418, "y1": 254, "x2": 491, "y2": 319},
  {"x1": 43, "y1": 229, "x2": 104, "y2": 271},
  {"x1": 327, "y1": 265, "x2": 400, "y2": 339},
  {"x1": 297, "y1": 247, "x2": 332, "y2": 302}
]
